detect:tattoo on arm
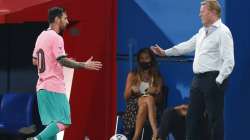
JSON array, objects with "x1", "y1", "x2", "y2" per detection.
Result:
[{"x1": 58, "y1": 57, "x2": 83, "y2": 69}]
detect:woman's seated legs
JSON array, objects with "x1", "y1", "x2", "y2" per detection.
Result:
[
  {"x1": 143, "y1": 96, "x2": 158, "y2": 139},
  {"x1": 132, "y1": 98, "x2": 148, "y2": 140}
]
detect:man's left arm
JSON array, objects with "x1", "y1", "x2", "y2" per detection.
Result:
[{"x1": 216, "y1": 30, "x2": 235, "y2": 85}]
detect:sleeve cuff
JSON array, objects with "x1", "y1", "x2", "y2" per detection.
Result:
[
  {"x1": 216, "y1": 74, "x2": 224, "y2": 85},
  {"x1": 164, "y1": 49, "x2": 171, "y2": 56},
  {"x1": 56, "y1": 55, "x2": 67, "y2": 60}
]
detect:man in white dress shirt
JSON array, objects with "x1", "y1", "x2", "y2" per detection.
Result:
[{"x1": 151, "y1": 0, "x2": 234, "y2": 140}]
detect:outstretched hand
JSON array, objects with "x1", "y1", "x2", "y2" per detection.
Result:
[
  {"x1": 80, "y1": 56, "x2": 102, "y2": 70},
  {"x1": 150, "y1": 44, "x2": 166, "y2": 56}
]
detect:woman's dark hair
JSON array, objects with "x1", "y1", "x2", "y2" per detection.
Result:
[
  {"x1": 48, "y1": 7, "x2": 65, "y2": 24},
  {"x1": 132, "y1": 48, "x2": 162, "y2": 86},
  {"x1": 136, "y1": 47, "x2": 157, "y2": 69}
]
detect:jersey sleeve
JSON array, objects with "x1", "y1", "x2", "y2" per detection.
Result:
[{"x1": 52, "y1": 35, "x2": 67, "y2": 60}]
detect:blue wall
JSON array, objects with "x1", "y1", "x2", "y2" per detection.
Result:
[
  {"x1": 117, "y1": 0, "x2": 250, "y2": 139},
  {"x1": 224, "y1": 0, "x2": 250, "y2": 139}
]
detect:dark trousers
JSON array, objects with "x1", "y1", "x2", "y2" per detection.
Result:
[
  {"x1": 158, "y1": 108, "x2": 209, "y2": 140},
  {"x1": 186, "y1": 71, "x2": 227, "y2": 140},
  {"x1": 158, "y1": 108, "x2": 186, "y2": 140}
]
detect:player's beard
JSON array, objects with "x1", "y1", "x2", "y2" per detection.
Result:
[{"x1": 59, "y1": 25, "x2": 66, "y2": 36}]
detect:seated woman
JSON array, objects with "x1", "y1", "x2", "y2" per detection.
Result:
[
  {"x1": 122, "y1": 48, "x2": 163, "y2": 140},
  {"x1": 157, "y1": 104, "x2": 209, "y2": 140}
]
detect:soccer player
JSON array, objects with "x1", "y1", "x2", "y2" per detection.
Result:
[{"x1": 27, "y1": 7, "x2": 102, "y2": 140}]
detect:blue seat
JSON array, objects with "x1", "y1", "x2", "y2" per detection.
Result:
[
  {"x1": 0, "y1": 94, "x2": 2, "y2": 104},
  {"x1": 0, "y1": 93, "x2": 35, "y2": 134},
  {"x1": 0, "y1": 94, "x2": 2, "y2": 127}
]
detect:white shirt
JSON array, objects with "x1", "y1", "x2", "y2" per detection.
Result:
[{"x1": 164, "y1": 19, "x2": 235, "y2": 84}]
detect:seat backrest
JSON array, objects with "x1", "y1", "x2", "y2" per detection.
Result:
[
  {"x1": 156, "y1": 85, "x2": 169, "y2": 113},
  {"x1": 0, "y1": 94, "x2": 2, "y2": 104},
  {"x1": 0, "y1": 94, "x2": 2, "y2": 121},
  {"x1": 0, "y1": 93, "x2": 34, "y2": 127}
]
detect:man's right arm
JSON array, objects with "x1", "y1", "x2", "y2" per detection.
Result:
[
  {"x1": 164, "y1": 34, "x2": 197, "y2": 56},
  {"x1": 151, "y1": 33, "x2": 197, "y2": 57}
]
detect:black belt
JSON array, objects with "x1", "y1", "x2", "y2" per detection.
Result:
[{"x1": 194, "y1": 71, "x2": 219, "y2": 77}]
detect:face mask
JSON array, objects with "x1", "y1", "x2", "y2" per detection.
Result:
[{"x1": 139, "y1": 62, "x2": 152, "y2": 70}]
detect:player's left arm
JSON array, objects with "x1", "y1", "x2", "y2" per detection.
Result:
[{"x1": 32, "y1": 58, "x2": 38, "y2": 66}]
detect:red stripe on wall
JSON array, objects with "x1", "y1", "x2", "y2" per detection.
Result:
[{"x1": 0, "y1": 15, "x2": 5, "y2": 23}]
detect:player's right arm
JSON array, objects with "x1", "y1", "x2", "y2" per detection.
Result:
[
  {"x1": 57, "y1": 57, "x2": 82, "y2": 68},
  {"x1": 54, "y1": 36, "x2": 102, "y2": 70},
  {"x1": 58, "y1": 56, "x2": 102, "y2": 70}
]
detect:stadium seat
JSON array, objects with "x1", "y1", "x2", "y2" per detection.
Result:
[{"x1": 0, "y1": 93, "x2": 35, "y2": 134}]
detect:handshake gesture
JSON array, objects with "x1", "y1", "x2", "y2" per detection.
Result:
[
  {"x1": 150, "y1": 44, "x2": 166, "y2": 56},
  {"x1": 79, "y1": 56, "x2": 102, "y2": 71}
]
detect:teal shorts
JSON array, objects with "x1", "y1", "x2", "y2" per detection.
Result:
[{"x1": 37, "y1": 89, "x2": 71, "y2": 125}]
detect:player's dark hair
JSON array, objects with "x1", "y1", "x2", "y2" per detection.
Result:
[{"x1": 48, "y1": 7, "x2": 65, "y2": 24}]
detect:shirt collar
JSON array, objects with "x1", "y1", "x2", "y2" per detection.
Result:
[
  {"x1": 204, "y1": 18, "x2": 221, "y2": 32},
  {"x1": 212, "y1": 18, "x2": 221, "y2": 28}
]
